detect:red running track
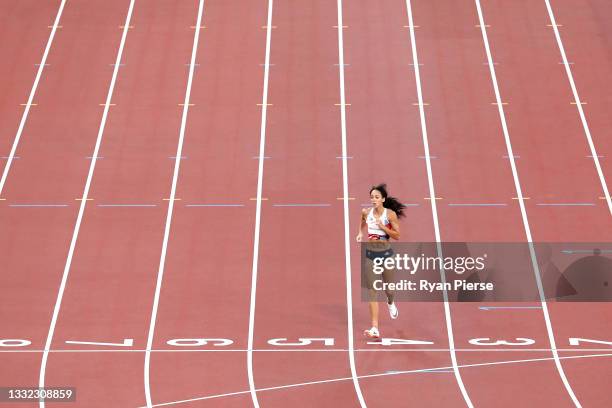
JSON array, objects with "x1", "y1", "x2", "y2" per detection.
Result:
[
  {"x1": 0, "y1": 1, "x2": 611, "y2": 407},
  {"x1": 1, "y1": 0, "x2": 134, "y2": 404}
]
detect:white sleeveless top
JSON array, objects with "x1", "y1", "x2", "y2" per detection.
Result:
[{"x1": 366, "y1": 208, "x2": 390, "y2": 239}]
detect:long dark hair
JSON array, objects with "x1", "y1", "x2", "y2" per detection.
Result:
[{"x1": 370, "y1": 183, "x2": 406, "y2": 218}]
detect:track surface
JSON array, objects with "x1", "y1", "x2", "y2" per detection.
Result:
[{"x1": 0, "y1": 0, "x2": 610, "y2": 407}]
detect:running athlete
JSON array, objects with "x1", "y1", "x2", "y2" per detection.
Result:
[{"x1": 356, "y1": 184, "x2": 406, "y2": 339}]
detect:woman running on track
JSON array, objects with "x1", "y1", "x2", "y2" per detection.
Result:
[{"x1": 356, "y1": 183, "x2": 406, "y2": 339}]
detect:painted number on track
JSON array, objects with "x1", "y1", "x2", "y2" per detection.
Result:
[
  {"x1": 267, "y1": 338, "x2": 335, "y2": 346},
  {"x1": 468, "y1": 337, "x2": 535, "y2": 346},
  {"x1": 166, "y1": 338, "x2": 233, "y2": 347}
]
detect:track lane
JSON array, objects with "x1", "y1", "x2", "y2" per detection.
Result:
[
  {"x1": 543, "y1": 0, "x2": 612, "y2": 402},
  {"x1": 0, "y1": 0, "x2": 132, "y2": 400},
  {"x1": 147, "y1": 0, "x2": 266, "y2": 405},
  {"x1": 249, "y1": 1, "x2": 361, "y2": 406},
  {"x1": 341, "y1": 1, "x2": 470, "y2": 406},
  {"x1": 39, "y1": 2, "x2": 199, "y2": 407},
  {"x1": 405, "y1": 0, "x2": 580, "y2": 406},
  {"x1": 480, "y1": 0, "x2": 610, "y2": 240},
  {"x1": 0, "y1": 0, "x2": 58, "y2": 158},
  {"x1": 484, "y1": 1, "x2": 612, "y2": 406}
]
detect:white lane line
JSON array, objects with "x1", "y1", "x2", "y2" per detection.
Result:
[
  {"x1": 143, "y1": 1, "x2": 205, "y2": 407},
  {"x1": 247, "y1": 1, "x2": 274, "y2": 407},
  {"x1": 544, "y1": 0, "x2": 611, "y2": 216},
  {"x1": 140, "y1": 352, "x2": 612, "y2": 408},
  {"x1": 403, "y1": 1, "x2": 474, "y2": 406},
  {"x1": 7, "y1": 347, "x2": 612, "y2": 353},
  {"x1": 37, "y1": 2, "x2": 136, "y2": 408},
  {"x1": 336, "y1": 0, "x2": 367, "y2": 406},
  {"x1": 474, "y1": 0, "x2": 581, "y2": 406},
  {"x1": 0, "y1": 0, "x2": 67, "y2": 196}
]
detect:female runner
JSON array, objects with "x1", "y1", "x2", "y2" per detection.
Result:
[{"x1": 356, "y1": 183, "x2": 406, "y2": 339}]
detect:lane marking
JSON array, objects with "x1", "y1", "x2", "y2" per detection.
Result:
[
  {"x1": 561, "y1": 249, "x2": 612, "y2": 254},
  {"x1": 38, "y1": 2, "x2": 136, "y2": 408},
  {"x1": 140, "y1": 352, "x2": 612, "y2": 407},
  {"x1": 0, "y1": 0, "x2": 67, "y2": 197},
  {"x1": 479, "y1": 306, "x2": 542, "y2": 311},
  {"x1": 475, "y1": 1, "x2": 581, "y2": 406},
  {"x1": 247, "y1": 1, "x2": 274, "y2": 406},
  {"x1": 5, "y1": 347, "x2": 612, "y2": 353},
  {"x1": 544, "y1": 0, "x2": 611, "y2": 216},
  {"x1": 9, "y1": 204, "x2": 69, "y2": 207},
  {"x1": 272, "y1": 203, "x2": 331, "y2": 207},
  {"x1": 185, "y1": 204, "x2": 245, "y2": 207},
  {"x1": 97, "y1": 204, "x2": 157, "y2": 207},
  {"x1": 336, "y1": 0, "x2": 366, "y2": 404},
  {"x1": 404, "y1": 0, "x2": 473, "y2": 406},
  {"x1": 535, "y1": 203, "x2": 595, "y2": 207},
  {"x1": 448, "y1": 203, "x2": 508, "y2": 207},
  {"x1": 143, "y1": 1, "x2": 205, "y2": 407}
]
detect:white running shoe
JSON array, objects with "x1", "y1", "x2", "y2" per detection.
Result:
[
  {"x1": 363, "y1": 327, "x2": 380, "y2": 339},
  {"x1": 388, "y1": 302, "x2": 398, "y2": 319}
]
